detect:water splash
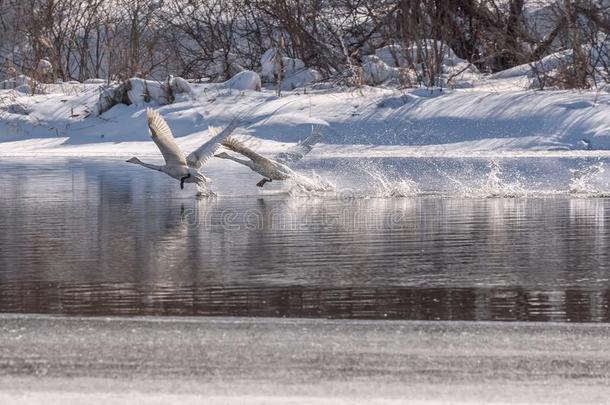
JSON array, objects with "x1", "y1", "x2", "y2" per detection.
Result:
[
  {"x1": 377, "y1": 177, "x2": 420, "y2": 197},
  {"x1": 428, "y1": 159, "x2": 525, "y2": 198},
  {"x1": 196, "y1": 183, "x2": 217, "y2": 198},
  {"x1": 479, "y1": 160, "x2": 525, "y2": 198},
  {"x1": 364, "y1": 165, "x2": 420, "y2": 197},
  {"x1": 569, "y1": 162, "x2": 605, "y2": 195},
  {"x1": 288, "y1": 171, "x2": 335, "y2": 195},
  {"x1": 216, "y1": 157, "x2": 610, "y2": 199}
]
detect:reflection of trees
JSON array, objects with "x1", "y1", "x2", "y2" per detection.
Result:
[
  {"x1": 1, "y1": 283, "x2": 608, "y2": 322},
  {"x1": 0, "y1": 160, "x2": 101, "y2": 283}
]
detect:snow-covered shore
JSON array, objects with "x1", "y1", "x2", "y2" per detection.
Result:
[
  {"x1": 0, "y1": 315, "x2": 609, "y2": 404},
  {"x1": 1, "y1": 77, "x2": 610, "y2": 158}
]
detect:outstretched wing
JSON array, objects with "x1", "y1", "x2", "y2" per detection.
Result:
[
  {"x1": 274, "y1": 125, "x2": 323, "y2": 165},
  {"x1": 146, "y1": 108, "x2": 187, "y2": 166},
  {"x1": 186, "y1": 119, "x2": 242, "y2": 169},
  {"x1": 221, "y1": 137, "x2": 273, "y2": 166}
]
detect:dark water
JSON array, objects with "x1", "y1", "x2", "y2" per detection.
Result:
[{"x1": 0, "y1": 158, "x2": 609, "y2": 321}]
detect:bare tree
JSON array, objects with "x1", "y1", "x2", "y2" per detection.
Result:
[{"x1": 0, "y1": 0, "x2": 608, "y2": 90}]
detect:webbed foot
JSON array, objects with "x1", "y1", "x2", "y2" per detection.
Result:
[
  {"x1": 256, "y1": 178, "x2": 272, "y2": 187},
  {"x1": 180, "y1": 174, "x2": 191, "y2": 190}
]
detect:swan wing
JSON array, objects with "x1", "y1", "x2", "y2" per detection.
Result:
[
  {"x1": 186, "y1": 118, "x2": 242, "y2": 169},
  {"x1": 274, "y1": 125, "x2": 323, "y2": 165},
  {"x1": 221, "y1": 137, "x2": 273, "y2": 166},
  {"x1": 146, "y1": 108, "x2": 187, "y2": 166}
]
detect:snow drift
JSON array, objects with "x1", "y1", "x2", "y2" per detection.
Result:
[
  {"x1": 260, "y1": 48, "x2": 321, "y2": 90},
  {"x1": 224, "y1": 70, "x2": 262, "y2": 91}
]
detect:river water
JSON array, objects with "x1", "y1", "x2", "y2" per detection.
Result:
[{"x1": 0, "y1": 157, "x2": 609, "y2": 321}]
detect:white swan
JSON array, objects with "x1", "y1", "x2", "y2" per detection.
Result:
[
  {"x1": 214, "y1": 126, "x2": 323, "y2": 187},
  {"x1": 127, "y1": 108, "x2": 240, "y2": 192}
]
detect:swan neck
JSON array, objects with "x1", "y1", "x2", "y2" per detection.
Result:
[
  {"x1": 138, "y1": 161, "x2": 164, "y2": 171},
  {"x1": 227, "y1": 155, "x2": 252, "y2": 167}
]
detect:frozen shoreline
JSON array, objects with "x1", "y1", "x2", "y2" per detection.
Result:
[{"x1": 1, "y1": 314, "x2": 609, "y2": 404}]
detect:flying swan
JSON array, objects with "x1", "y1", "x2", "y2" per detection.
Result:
[
  {"x1": 214, "y1": 126, "x2": 323, "y2": 187},
  {"x1": 127, "y1": 108, "x2": 241, "y2": 193}
]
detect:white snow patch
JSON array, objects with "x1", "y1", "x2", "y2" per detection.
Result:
[
  {"x1": 361, "y1": 55, "x2": 399, "y2": 85},
  {"x1": 224, "y1": 70, "x2": 261, "y2": 91},
  {"x1": 282, "y1": 68, "x2": 321, "y2": 90},
  {"x1": 126, "y1": 78, "x2": 171, "y2": 106},
  {"x1": 261, "y1": 48, "x2": 321, "y2": 90},
  {"x1": 1, "y1": 71, "x2": 610, "y2": 158}
]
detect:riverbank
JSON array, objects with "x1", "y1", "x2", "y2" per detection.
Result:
[{"x1": 1, "y1": 79, "x2": 610, "y2": 159}]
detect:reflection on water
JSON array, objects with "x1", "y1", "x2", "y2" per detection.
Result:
[
  {"x1": 0, "y1": 283, "x2": 608, "y2": 322},
  {"x1": 0, "y1": 158, "x2": 609, "y2": 321}
]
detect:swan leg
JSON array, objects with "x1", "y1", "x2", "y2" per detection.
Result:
[
  {"x1": 256, "y1": 178, "x2": 272, "y2": 187},
  {"x1": 180, "y1": 174, "x2": 191, "y2": 190}
]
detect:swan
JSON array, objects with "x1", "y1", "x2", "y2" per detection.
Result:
[
  {"x1": 127, "y1": 108, "x2": 241, "y2": 192},
  {"x1": 214, "y1": 126, "x2": 323, "y2": 187}
]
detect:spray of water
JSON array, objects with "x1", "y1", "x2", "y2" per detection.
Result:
[
  {"x1": 377, "y1": 177, "x2": 420, "y2": 197},
  {"x1": 428, "y1": 159, "x2": 525, "y2": 198},
  {"x1": 196, "y1": 183, "x2": 217, "y2": 198},
  {"x1": 480, "y1": 160, "x2": 526, "y2": 198},
  {"x1": 361, "y1": 164, "x2": 420, "y2": 197},
  {"x1": 288, "y1": 171, "x2": 336, "y2": 196},
  {"x1": 569, "y1": 162, "x2": 605, "y2": 195},
  {"x1": 427, "y1": 159, "x2": 474, "y2": 196},
  {"x1": 253, "y1": 158, "x2": 610, "y2": 199}
]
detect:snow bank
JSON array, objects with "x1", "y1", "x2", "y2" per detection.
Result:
[
  {"x1": 169, "y1": 76, "x2": 195, "y2": 99},
  {"x1": 280, "y1": 56, "x2": 321, "y2": 90},
  {"x1": 260, "y1": 48, "x2": 321, "y2": 90},
  {"x1": 283, "y1": 56, "x2": 305, "y2": 75},
  {"x1": 0, "y1": 74, "x2": 32, "y2": 90},
  {"x1": 1, "y1": 68, "x2": 610, "y2": 156},
  {"x1": 84, "y1": 78, "x2": 107, "y2": 84},
  {"x1": 224, "y1": 70, "x2": 261, "y2": 91},
  {"x1": 362, "y1": 55, "x2": 399, "y2": 85},
  {"x1": 260, "y1": 48, "x2": 279, "y2": 82},
  {"x1": 368, "y1": 42, "x2": 478, "y2": 87},
  {"x1": 127, "y1": 78, "x2": 172, "y2": 106},
  {"x1": 95, "y1": 76, "x2": 195, "y2": 114},
  {"x1": 282, "y1": 68, "x2": 321, "y2": 90},
  {"x1": 492, "y1": 40, "x2": 610, "y2": 89},
  {"x1": 375, "y1": 45, "x2": 408, "y2": 68},
  {"x1": 492, "y1": 50, "x2": 573, "y2": 80}
]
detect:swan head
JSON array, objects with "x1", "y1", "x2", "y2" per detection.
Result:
[
  {"x1": 126, "y1": 157, "x2": 142, "y2": 164},
  {"x1": 214, "y1": 152, "x2": 232, "y2": 160}
]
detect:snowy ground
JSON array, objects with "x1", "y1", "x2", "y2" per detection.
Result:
[
  {"x1": 1, "y1": 76, "x2": 610, "y2": 159},
  {"x1": 0, "y1": 315, "x2": 609, "y2": 404}
]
